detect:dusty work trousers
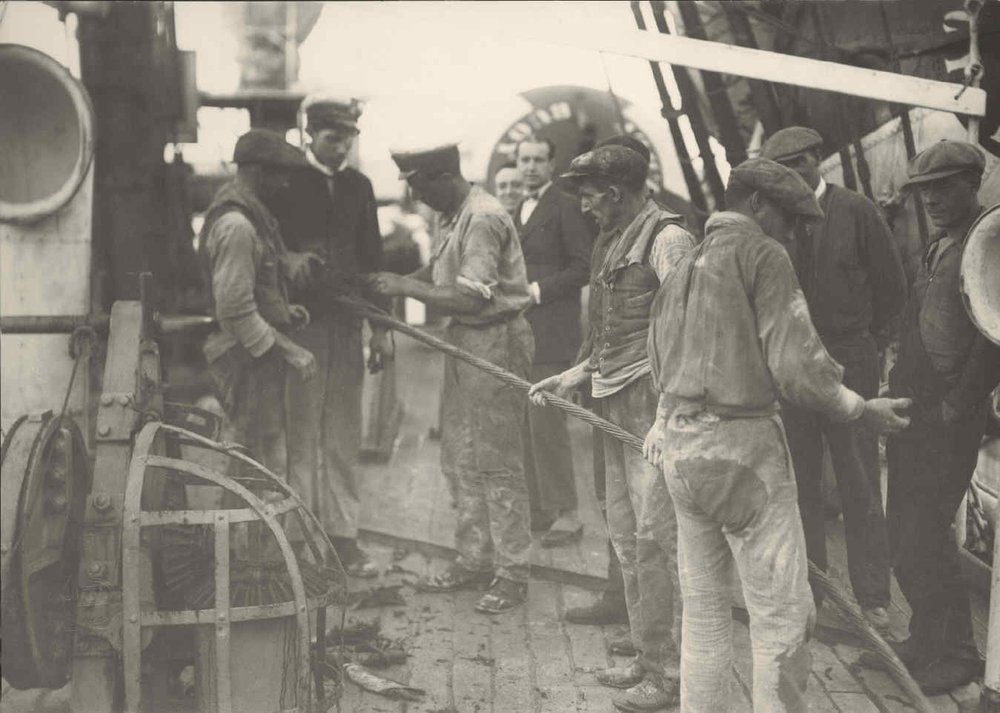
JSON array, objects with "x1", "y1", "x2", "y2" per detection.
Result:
[
  {"x1": 208, "y1": 346, "x2": 287, "y2": 474},
  {"x1": 886, "y1": 407, "x2": 986, "y2": 661},
  {"x1": 596, "y1": 375, "x2": 681, "y2": 686},
  {"x1": 590, "y1": 416, "x2": 625, "y2": 596},
  {"x1": 782, "y1": 334, "x2": 890, "y2": 609},
  {"x1": 663, "y1": 411, "x2": 815, "y2": 713},
  {"x1": 442, "y1": 316, "x2": 534, "y2": 583},
  {"x1": 285, "y1": 316, "x2": 364, "y2": 539},
  {"x1": 524, "y1": 361, "x2": 578, "y2": 519}
]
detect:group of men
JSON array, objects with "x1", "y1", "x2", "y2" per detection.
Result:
[{"x1": 200, "y1": 93, "x2": 999, "y2": 712}]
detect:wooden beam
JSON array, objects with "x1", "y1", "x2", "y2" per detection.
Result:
[{"x1": 543, "y1": 29, "x2": 987, "y2": 117}]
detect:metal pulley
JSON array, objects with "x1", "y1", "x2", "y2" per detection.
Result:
[
  {"x1": 1, "y1": 410, "x2": 92, "y2": 690},
  {"x1": 961, "y1": 203, "x2": 1000, "y2": 346}
]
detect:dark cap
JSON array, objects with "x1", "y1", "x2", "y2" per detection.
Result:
[
  {"x1": 390, "y1": 144, "x2": 461, "y2": 180},
  {"x1": 905, "y1": 140, "x2": 985, "y2": 186},
  {"x1": 728, "y1": 157, "x2": 823, "y2": 219},
  {"x1": 761, "y1": 126, "x2": 823, "y2": 163},
  {"x1": 596, "y1": 135, "x2": 651, "y2": 165},
  {"x1": 233, "y1": 129, "x2": 309, "y2": 169},
  {"x1": 559, "y1": 145, "x2": 649, "y2": 190},
  {"x1": 302, "y1": 95, "x2": 362, "y2": 133}
]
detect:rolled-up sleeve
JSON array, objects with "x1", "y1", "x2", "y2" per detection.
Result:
[
  {"x1": 456, "y1": 214, "x2": 504, "y2": 300},
  {"x1": 207, "y1": 212, "x2": 276, "y2": 357}
]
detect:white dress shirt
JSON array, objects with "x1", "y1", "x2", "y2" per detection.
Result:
[{"x1": 519, "y1": 181, "x2": 551, "y2": 225}]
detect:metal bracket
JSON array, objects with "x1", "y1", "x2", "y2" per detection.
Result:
[{"x1": 94, "y1": 392, "x2": 138, "y2": 442}]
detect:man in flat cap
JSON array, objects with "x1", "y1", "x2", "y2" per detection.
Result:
[
  {"x1": 200, "y1": 128, "x2": 317, "y2": 473},
  {"x1": 529, "y1": 141, "x2": 696, "y2": 711},
  {"x1": 761, "y1": 126, "x2": 907, "y2": 631},
  {"x1": 865, "y1": 140, "x2": 1000, "y2": 693},
  {"x1": 269, "y1": 95, "x2": 390, "y2": 578},
  {"x1": 513, "y1": 135, "x2": 595, "y2": 548},
  {"x1": 644, "y1": 157, "x2": 911, "y2": 713},
  {"x1": 369, "y1": 143, "x2": 535, "y2": 614}
]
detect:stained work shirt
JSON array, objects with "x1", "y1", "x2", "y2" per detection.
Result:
[
  {"x1": 582, "y1": 200, "x2": 694, "y2": 398},
  {"x1": 648, "y1": 212, "x2": 864, "y2": 421},
  {"x1": 431, "y1": 186, "x2": 533, "y2": 326}
]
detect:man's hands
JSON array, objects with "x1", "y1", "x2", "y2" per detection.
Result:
[
  {"x1": 860, "y1": 397, "x2": 912, "y2": 433},
  {"x1": 274, "y1": 332, "x2": 317, "y2": 381},
  {"x1": 368, "y1": 329, "x2": 393, "y2": 374},
  {"x1": 289, "y1": 304, "x2": 311, "y2": 330},
  {"x1": 643, "y1": 416, "x2": 666, "y2": 468},
  {"x1": 367, "y1": 272, "x2": 411, "y2": 297},
  {"x1": 282, "y1": 251, "x2": 324, "y2": 289},
  {"x1": 528, "y1": 364, "x2": 589, "y2": 406}
]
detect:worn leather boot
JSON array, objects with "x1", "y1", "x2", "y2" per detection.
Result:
[
  {"x1": 914, "y1": 655, "x2": 985, "y2": 696},
  {"x1": 857, "y1": 636, "x2": 923, "y2": 671},
  {"x1": 612, "y1": 675, "x2": 679, "y2": 711},
  {"x1": 596, "y1": 658, "x2": 645, "y2": 689},
  {"x1": 564, "y1": 590, "x2": 629, "y2": 625}
]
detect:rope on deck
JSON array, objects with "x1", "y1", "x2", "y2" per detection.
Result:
[{"x1": 332, "y1": 292, "x2": 935, "y2": 713}]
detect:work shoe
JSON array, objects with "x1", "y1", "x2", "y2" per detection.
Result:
[
  {"x1": 415, "y1": 564, "x2": 493, "y2": 593},
  {"x1": 857, "y1": 636, "x2": 922, "y2": 672},
  {"x1": 913, "y1": 655, "x2": 985, "y2": 696},
  {"x1": 474, "y1": 577, "x2": 527, "y2": 614},
  {"x1": 564, "y1": 591, "x2": 629, "y2": 625},
  {"x1": 862, "y1": 606, "x2": 892, "y2": 636},
  {"x1": 612, "y1": 676, "x2": 679, "y2": 712},
  {"x1": 596, "y1": 658, "x2": 644, "y2": 689},
  {"x1": 607, "y1": 634, "x2": 637, "y2": 657},
  {"x1": 540, "y1": 512, "x2": 584, "y2": 548},
  {"x1": 331, "y1": 537, "x2": 379, "y2": 579}
]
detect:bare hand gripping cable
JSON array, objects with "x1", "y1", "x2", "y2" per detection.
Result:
[{"x1": 330, "y1": 292, "x2": 935, "y2": 713}]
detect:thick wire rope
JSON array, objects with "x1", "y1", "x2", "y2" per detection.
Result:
[{"x1": 332, "y1": 291, "x2": 935, "y2": 713}]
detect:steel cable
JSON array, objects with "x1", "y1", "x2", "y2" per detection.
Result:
[{"x1": 331, "y1": 292, "x2": 935, "y2": 713}]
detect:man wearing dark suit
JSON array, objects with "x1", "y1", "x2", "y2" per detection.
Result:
[{"x1": 514, "y1": 137, "x2": 595, "y2": 546}]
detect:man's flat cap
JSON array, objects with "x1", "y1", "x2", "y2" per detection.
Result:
[
  {"x1": 761, "y1": 126, "x2": 824, "y2": 162},
  {"x1": 905, "y1": 140, "x2": 985, "y2": 186},
  {"x1": 390, "y1": 143, "x2": 461, "y2": 179},
  {"x1": 596, "y1": 135, "x2": 651, "y2": 165},
  {"x1": 559, "y1": 145, "x2": 649, "y2": 189},
  {"x1": 302, "y1": 94, "x2": 362, "y2": 133},
  {"x1": 728, "y1": 157, "x2": 824, "y2": 219},
  {"x1": 233, "y1": 128, "x2": 309, "y2": 169}
]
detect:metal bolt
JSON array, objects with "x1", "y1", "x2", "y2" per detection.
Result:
[
  {"x1": 86, "y1": 562, "x2": 107, "y2": 580},
  {"x1": 128, "y1": 615, "x2": 137, "y2": 623},
  {"x1": 48, "y1": 494, "x2": 68, "y2": 512},
  {"x1": 218, "y1": 613, "x2": 226, "y2": 621},
  {"x1": 92, "y1": 493, "x2": 112, "y2": 512},
  {"x1": 117, "y1": 394, "x2": 130, "y2": 406},
  {"x1": 97, "y1": 424, "x2": 110, "y2": 437},
  {"x1": 100, "y1": 394, "x2": 113, "y2": 406}
]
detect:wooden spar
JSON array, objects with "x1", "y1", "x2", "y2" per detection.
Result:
[{"x1": 530, "y1": 29, "x2": 988, "y2": 118}]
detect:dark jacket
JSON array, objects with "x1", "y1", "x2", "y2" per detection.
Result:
[
  {"x1": 269, "y1": 165, "x2": 384, "y2": 320},
  {"x1": 890, "y1": 213, "x2": 1000, "y2": 422},
  {"x1": 514, "y1": 185, "x2": 595, "y2": 363},
  {"x1": 792, "y1": 184, "x2": 906, "y2": 347}
]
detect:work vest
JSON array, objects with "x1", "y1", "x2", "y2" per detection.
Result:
[
  {"x1": 587, "y1": 211, "x2": 686, "y2": 376},
  {"x1": 199, "y1": 182, "x2": 292, "y2": 328}
]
